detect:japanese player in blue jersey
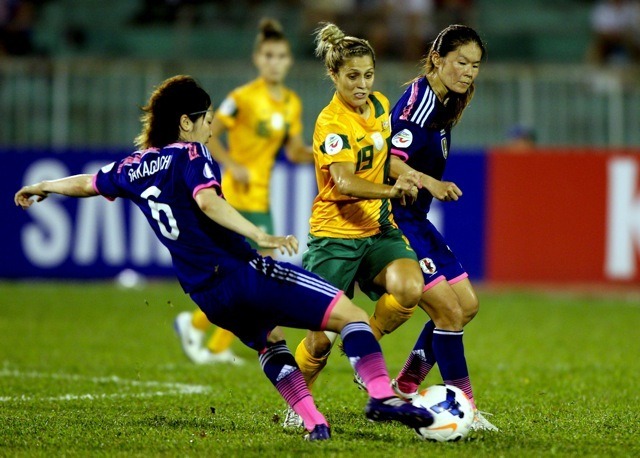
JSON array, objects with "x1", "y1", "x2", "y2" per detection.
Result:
[
  {"x1": 385, "y1": 25, "x2": 498, "y2": 431},
  {"x1": 14, "y1": 75, "x2": 433, "y2": 441}
]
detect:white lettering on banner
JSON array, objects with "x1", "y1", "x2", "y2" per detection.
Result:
[
  {"x1": 21, "y1": 160, "x2": 72, "y2": 267},
  {"x1": 605, "y1": 157, "x2": 640, "y2": 279}
]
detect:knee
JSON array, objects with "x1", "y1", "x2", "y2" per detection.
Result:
[
  {"x1": 462, "y1": 297, "x2": 479, "y2": 325},
  {"x1": 388, "y1": 275, "x2": 423, "y2": 308},
  {"x1": 306, "y1": 331, "x2": 334, "y2": 358},
  {"x1": 431, "y1": 298, "x2": 466, "y2": 330}
]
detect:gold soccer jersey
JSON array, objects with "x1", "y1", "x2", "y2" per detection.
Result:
[
  {"x1": 216, "y1": 77, "x2": 303, "y2": 212},
  {"x1": 309, "y1": 91, "x2": 395, "y2": 238}
]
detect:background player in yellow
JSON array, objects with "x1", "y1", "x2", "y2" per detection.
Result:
[
  {"x1": 283, "y1": 22, "x2": 424, "y2": 427},
  {"x1": 174, "y1": 18, "x2": 313, "y2": 365}
]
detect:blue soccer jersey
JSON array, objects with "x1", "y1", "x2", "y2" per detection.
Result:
[
  {"x1": 93, "y1": 142, "x2": 257, "y2": 293},
  {"x1": 389, "y1": 77, "x2": 467, "y2": 285},
  {"x1": 389, "y1": 76, "x2": 451, "y2": 219}
]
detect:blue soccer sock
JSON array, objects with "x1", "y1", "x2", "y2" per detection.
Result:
[
  {"x1": 258, "y1": 340, "x2": 327, "y2": 430},
  {"x1": 432, "y1": 328, "x2": 475, "y2": 406},
  {"x1": 396, "y1": 320, "x2": 436, "y2": 394},
  {"x1": 341, "y1": 322, "x2": 395, "y2": 399}
]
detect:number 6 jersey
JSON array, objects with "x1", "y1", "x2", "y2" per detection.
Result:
[{"x1": 93, "y1": 142, "x2": 256, "y2": 293}]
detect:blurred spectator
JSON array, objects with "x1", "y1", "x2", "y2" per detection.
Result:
[
  {"x1": 587, "y1": 0, "x2": 640, "y2": 65},
  {"x1": 504, "y1": 124, "x2": 536, "y2": 151},
  {"x1": 0, "y1": 0, "x2": 35, "y2": 55},
  {"x1": 434, "y1": 0, "x2": 476, "y2": 30}
]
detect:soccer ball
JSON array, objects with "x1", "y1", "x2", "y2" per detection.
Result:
[{"x1": 412, "y1": 384, "x2": 474, "y2": 442}]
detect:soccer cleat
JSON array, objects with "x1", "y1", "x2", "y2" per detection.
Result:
[
  {"x1": 365, "y1": 396, "x2": 434, "y2": 429},
  {"x1": 174, "y1": 311, "x2": 206, "y2": 364},
  {"x1": 470, "y1": 410, "x2": 499, "y2": 432},
  {"x1": 353, "y1": 372, "x2": 367, "y2": 392},
  {"x1": 282, "y1": 407, "x2": 304, "y2": 429},
  {"x1": 304, "y1": 423, "x2": 331, "y2": 441},
  {"x1": 391, "y1": 378, "x2": 419, "y2": 402}
]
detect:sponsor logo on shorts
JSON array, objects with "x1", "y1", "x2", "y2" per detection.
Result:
[
  {"x1": 392, "y1": 129, "x2": 413, "y2": 148},
  {"x1": 419, "y1": 257, "x2": 437, "y2": 274}
]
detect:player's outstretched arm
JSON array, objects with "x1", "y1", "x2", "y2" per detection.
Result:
[
  {"x1": 194, "y1": 187, "x2": 298, "y2": 256},
  {"x1": 390, "y1": 156, "x2": 462, "y2": 202},
  {"x1": 14, "y1": 174, "x2": 98, "y2": 209}
]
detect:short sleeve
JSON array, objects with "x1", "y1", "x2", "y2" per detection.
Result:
[
  {"x1": 94, "y1": 161, "x2": 123, "y2": 200},
  {"x1": 215, "y1": 91, "x2": 239, "y2": 130},
  {"x1": 389, "y1": 119, "x2": 427, "y2": 163},
  {"x1": 181, "y1": 143, "x2": 223, "y2": 199},
  {"x1": 314, "y1": 120, "x2": 356, "y2": 169}
]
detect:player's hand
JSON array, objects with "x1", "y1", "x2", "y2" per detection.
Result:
[
  {"x1": 230, "y1": 164, "x2": 250, "y2": 185},
  {"x1": 256, "y1": 234, "x2": 299, "y2": 256},
  {"x1": 426, "y1": 179, "x2": 462, "y2": 202},
  {"x1": 14, "y1": 183, "x2": 48, "y2": 209},
  {"x1": 392, "y1": 170, "x2": 421, "y2": 204}
]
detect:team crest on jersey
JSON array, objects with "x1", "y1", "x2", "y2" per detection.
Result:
[
  {"x1": 203, "y1": 163, "x2": 214, "y2": 179},
  {"x1": 372, "y1": 132, "x2": 384, "y2": 151},
  {"x1": 392, "y1": 129, "x2": 413, "y2": 148},
  {"x1": 219, "y1": 97, "x2": 236, "y2": 116},
  {"x1": 271, "y1": 112, "x2": 284, "y2": 130},
  {"x1": 419, "y1": 257, "x2": 437, "y2": 275},
  {"x1": 324, "y1": 133, "x2": 343, "y2": 155}
]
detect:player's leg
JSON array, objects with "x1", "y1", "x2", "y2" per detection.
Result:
[
  {"x1": 293, "y1": 236, "x2": 362, "y2": 391},
  {"x1": 362, "y1": 229, "x2": 423, "y2": 340},
  {"x1": 324, "y1": 294, "x2": 434, "y2": 429},
  {"x1": 174, "y1": 308, "x2": 210, "y2": 363}
]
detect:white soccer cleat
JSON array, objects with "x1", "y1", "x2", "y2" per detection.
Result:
[
  {"x1": 391, "y1": 378, "x2": 419, "y2": 402},
  {"x1": 200, "y1": 348, "x2": 245, "y2": 366},
  {"x1": 174, "y1": 311, "x2": 206, "y2": 364},
  {"x1": 282, "y1": 407, "x2": 304, "y2": 429},
  {"x1": 470, "y1": 410, "x2": 499, "y2": 432}
]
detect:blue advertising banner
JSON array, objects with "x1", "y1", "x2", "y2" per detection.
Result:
[{"x1": 1, "y1": 149, "x2": 486, "y2": 281}]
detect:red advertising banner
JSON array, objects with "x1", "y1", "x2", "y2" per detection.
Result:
[{"x1": 486, "y1": 148, "x2": 640, "y2": 284}]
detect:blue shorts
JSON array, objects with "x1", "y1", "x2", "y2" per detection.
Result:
[
  {"x1": 395, "y1": 217, "x2": 467, "y2": 290},
  {"x1": 190, "y1": 256, "x2": 342, "y2": 351}
]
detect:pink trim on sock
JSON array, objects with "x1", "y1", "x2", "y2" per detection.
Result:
[
  {"x1": 320, "y1": 290, "x2": 344, "y2": 329},
  {"x1": 355, "y1": 353, "x2": 394, "y2": 399},
  {"x1": 423, "y1": 275, "x2": 446, "y2": 292},
  {"x1": 292, "y1": 397, "x2": 328, "y2": 431},
  {"x1": 448, "y1": 272, "x2": 469, "y2": 285}
]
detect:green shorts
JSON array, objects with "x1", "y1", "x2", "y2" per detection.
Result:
[
  {"x1": 239, "y1": 210, "x2": 274, "y2": 250},
  {"x1": 302, "y1": 226, "x2": 418, "y2": 301}
]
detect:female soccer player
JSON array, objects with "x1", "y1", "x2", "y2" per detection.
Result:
[
  {"x1": 14, "y1": 75, "x2": 433, "y2": 441},
  {"x1": 284, "y1": 22, "x2": 425, "y2": 428},
  {"x1": 386, "y1": 24, "x2": 498, "y2": 431},
  {"x1": 174, "y1": 18, "x2": 313, "y2": 366}
]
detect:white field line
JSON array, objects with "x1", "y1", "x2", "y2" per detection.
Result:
[{"x1": 0, "y1": 368, "x2": 211, "y2": 402}]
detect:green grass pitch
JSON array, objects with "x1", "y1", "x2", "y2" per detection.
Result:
[{"x1": 1, "y1": 280, "x2": 639, "y2": 457}]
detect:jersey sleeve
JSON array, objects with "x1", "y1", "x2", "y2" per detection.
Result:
[
  {"x1": 314, "y1": 119, "x2": 357, "y2": 169},
  {"x1": 389, "y1": 119, "x2": 428, "y2": 163},
  {"x1": 182, "y1": 143, "x2": 223, "y2": 200},
  {"x1": 93, "y1": 161, "x2": 126, "y2": 200},
  {"x1": 215, "y1": 89, "x2": 240, "y2": 130}
]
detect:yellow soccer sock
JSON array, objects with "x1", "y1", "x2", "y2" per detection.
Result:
[
  {"x1": 295, "y1": 338, "x2": 329, "y2": 390},
  {"x1": 191, "y1": 308, "x2": 212, "y2": 332},
  {"x1": 207, "y1": 328, "x2": 235, "y2": 354},
  {"x1": 369, "y1": 293, "x2": 416, "y2": 340}
]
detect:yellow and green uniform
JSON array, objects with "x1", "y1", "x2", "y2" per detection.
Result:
[
  {"x1": 304, "y1": 91, "x2": 417, "y2": 300},
  {"x1": 309, "y1": 91, "x2": 395, "y2": 238},
  {"x1": 216, "y1": 77, "x2": 303, "y2": 213}
]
